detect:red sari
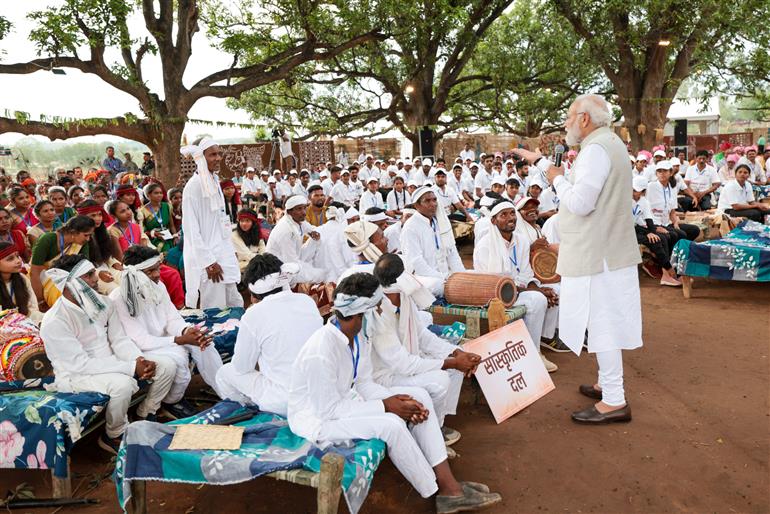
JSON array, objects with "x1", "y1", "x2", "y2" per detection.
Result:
[{"x1": 11, "y1": 209, "x2": 38, "y2": 234}]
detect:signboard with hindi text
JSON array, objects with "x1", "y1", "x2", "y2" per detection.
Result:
[{"x1": 463, "y1": 320, "x2": 555, "y2": 424}]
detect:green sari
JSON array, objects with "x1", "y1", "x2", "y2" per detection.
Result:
[{"x1": 140, "y1": 202, "x2": 176, "y2": 253}]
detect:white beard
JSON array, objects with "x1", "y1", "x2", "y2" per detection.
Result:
[{"x1": 565, "y1": 122, "x2": 582, "y2": 146}]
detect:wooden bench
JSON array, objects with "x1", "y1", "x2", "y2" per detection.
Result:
[
  {"x1": 429, "y1": 299, "x2": 527, "y2": 338},
  {"x1": 128, "y1": 452, "x2": 346, "y2": 514}
]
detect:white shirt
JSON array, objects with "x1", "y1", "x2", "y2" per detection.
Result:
[
  {"x1": 409, "y1": 168, "x2": 427, "y2": 186},
  {"x1": 288, "y1": 322, "x2": 391, "y2": 443},
  {"x1": 645, "y1": 180, "x2": 677, "y2": 226},
  {"x1": 242, "y1": 177, "x2": 262, "y2": 195},
  {"x1": 432, "y1": 185, "x2": 460, "y2": 214},
  {"x1": 291, "y1": 182, "x2": 308, "y2": 197},
  {"x1": 538, "y1": 186, "x2": 559, "y2": 213},
  {"x1": 684, "y1": 164, "x2": 720, "y2": 192},
  {"x1": 717, "y1": 179, "x2": 755, "y2": 211},
  {"x1": 41, "y1": 297, "x2": 141, "y2": 384},
  {"x1": 400, "y1": 212, "x2": 465, "y2": 294},
  {"x1": 349, "y1": 180, "x2": 364, "y2": 201},
  {"x1": 182, "y1": 173, "x2": 240, "y2": 307},
  {"x1": 275, "y1": 180, "x2": 293, "y2": 199},
  {"x1": 386, "y1": 189, "x2": 411, "y2": 211},
  {"x1": 231, "y1": 291, "x2": 322, "y2": 414},
  {"x1": 631, "y1": 197, "x2": 653, "y2": 228},
  {"x1": 330, "y1": 181, "x2": 356, "y2": 206},
  {"x1": 474, "y1": 169, "x2": 493, "y2": 196},
  {"x1": 264, "y1": 215, "x2": 326, "y2": 283},
  {"x1": 109, "y1": 283, "x2": 188, "y2": 352},
  {"x1": 321, "y1": 178, "x2": 334, "y2": 197},
  {"x1": 359, "y1": 190, "x2": 385, "y2": 213},
  {"x1": 310, "y1": 218, "x2": 357, "y2": 282},
  {"x1": 459, "y1": 149, "x2": 475, "y2": 162},
  {"x1": 359, "y1": 165, "x2": 379, "y2": 182},
  {"x1": 473, "y1": 229, "x2": 536, "y2": 289},
  {"x1": 541, "y1": 213, "x2": 561, "y2": 244},
  {"x1": 384, "y1": 221, "x2": 403, "y2": 253}
]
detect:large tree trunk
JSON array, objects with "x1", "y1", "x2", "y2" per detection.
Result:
[{"x1": 149, "y1": 122, "x2": 185, "y2": 187}]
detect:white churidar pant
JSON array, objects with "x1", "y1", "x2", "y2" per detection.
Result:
[{"x1": 145, "y1": 344, "x2": 223, "y2": 404}]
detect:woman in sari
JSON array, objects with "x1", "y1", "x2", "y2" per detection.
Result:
[
  {"x1": 48, "y1": 186, "x2": 77, "y2": 225},
  {"x1": 67, "y1": 185, "x2": 85, "y2": 209},
  {"x1": 168, "y1": 187, "x2": 183, "y2": 229},
  {"x1": 27, "y1": 200, "x2": 62, "y2": 247},
  {"x1": 115, "y1": 184, "x2": 143, "y2": 224},
  {"x1": 90, "y1": 185, "x2": 115, "y2": 225},
  {"x1": 29, "y1": 215, "x2": 94, "y2": 312},
  {"x1": 0, "y1": 209, "x2": 29, "y2": 263},
  {"x1": 0, "y1": 241, "x2": 41, "y2": 323},
  {"x1": 139, "y1": 183, "x2": 178, "y2": 253},
  {"x1": 221, "y1": 179, "x2": 241, "y2": 225},
  {"x1": 8, "y1": 187, "x2": 38, "y2": 234},
  {"x1": 77, "y1": 200, "x2": 123, "y2": 293}
]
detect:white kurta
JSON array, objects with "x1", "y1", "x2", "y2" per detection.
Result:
[
  {"x1": 552, "y1": 144, "x2": 643, "y2": 354},
  {"x1": 109, "y1": 283, "x2": 224, "y2": 402},
  {"x1": 400, "y1": 213, "x2": 465, "y2": 295},
  {"x1": 264, "y1": 215, "x2": 326, "y2": 283},
  {"x1": 359, "y1": 190, "x2": 385, "y2": 213},
  {"x1": 182, "y1": 173, "x2": 240, "y2": 307},
  {"x1": 217, "y1": 291, "x2": 322, "y2": 415},
  {"x1": 309, "y1": 218, "x2": 357, "y2": 282},
  {"x1": 288, "y1": 322, "x2": 445, "y2": 498}
]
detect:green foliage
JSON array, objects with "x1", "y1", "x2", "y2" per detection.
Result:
[{"x1": 0, "y1": 15, "x2": 11, "y2": 40}]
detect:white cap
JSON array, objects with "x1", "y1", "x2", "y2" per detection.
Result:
[
  {"x1": 387, "y1": 165, "x2": 398, "y2": 174},
  {"x1": 365, "y1": 212, "x2": 394, "y2": 223},
  {"x1": 341, "y1": 168, "x2": 350, "y2": 175},
  {"x1": 407, "y1": 179, "x2": 419, "y2": 187},
  {"x1": 469, "y1": 162, "x2": 479, "y2": 169},
  {"x1": 632, "y1": 176, "x2": 649, "y2": 192},
  {"x1": 515, "y1": 196, "x2": 539, "y2": 210},
  {"x1": 289, "y1": 169, "x2": 298, "y2": 175},
  {"x1": 669, "y1": 157, "x2": 681, "y2": 166},
  {"x1": 267, "y1": 177, "x2": 277, "y2": 184},
  {"x1": 492, "y1": 176, "x2": 506, "y2": 186},
  {"x1": 655, "y1": 160, "x2": 672, "y2": 171},
  {"x1": 366, "y1": 176, "x2": 379, "y2": 184},
  {"x1": 653, "y1": 150, "x2": 666, "y2": 158},
  {"x1": 403, "y1": 158, "x2": 413, "y2": 166},
  {"x1": 273, "y1": 169, "x2": 281, "y2": 175},
  {"x1": 319, "y1": 170, "x2": 329, "y2": 178},
  {"x1": 396, "y1": 159, "x2": 404, "y2": 165},
  {"x1": 422, "y1": 158, "x2": 433, "y2": 167},
  {"x1": 635, "y1": 154, "x2": 648, "y2": 162},
  {"x1": 246, "y1": 166, "x2": 255, "y2": 173},
  {"x1": 529, "y1": 178, "x2": 547, "y2": 190},
  {"x1": 260, "y1": 170, "x2": 269, "y2": 176},
  {"x1": 366, "y1": 154, "x2": 373, "y2": 159}
]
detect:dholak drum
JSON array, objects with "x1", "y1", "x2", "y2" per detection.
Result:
[
  {"x1": 531, "y1": 248, "x2": 560, "y2": 284},
  {"x1": 444, "y1": 272, "x2": 517, "y2": 308},
  {"x1": 0, "y1": 336, "x2": 53, "y2": 382}
]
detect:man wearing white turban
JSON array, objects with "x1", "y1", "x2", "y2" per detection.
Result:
[{"x1": 180, "y1": 138, "x2": 243, "y2": 309}]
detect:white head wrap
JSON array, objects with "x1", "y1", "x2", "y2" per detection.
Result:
[
  {"x1": 490, "y1": 200, "x2": 515, "y2": 218},
  {"x1": 180, "y1": 138, "x2": 222, "y2": 211},
  {"x1": 344, "y1": 221, "x2": 383, "y2": 263},
  {"x1": 333, "y1": 287, "x2": 384, "y2": 317},
  {"x1": 411, "y1": 186, "x2": 433, "y2": 204},
  {"x1": 364, "y1": 212, "x2": 392, "y2": 223},
  {"x1": 47, "y1": 186, "x2": 66, "y2": 196},
  {"x1": 248, "y1": 262, "x2": 299, "y2": 295},
  {"x1": 285, "y1": 195, "x2": 308, "y2": 211},
  {"x1": 344, "y1": 207, "x2": 360, "y2": 221},
  {"x1": 382, "y1": 268, "x2": 436, "y2": 354},
  {"x1": 120, "y1": 256, "x2": 163, "y2": 317},
  {"x1": 44, "y1": 260, "x2": 106, "y2": 323}
]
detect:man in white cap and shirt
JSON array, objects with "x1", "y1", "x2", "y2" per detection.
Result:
[
  {"x1": 264, "y1": 195, "x2": 326, "y2": 284},
  {"x1": 409, "y1": 158, "x2": 429, "y2": 186},
  {"x1": 400, "y1": 186, "x2": 465, "y2": 296},
  {"x1": 514, "y1": 94, "x2": 642, "y2": 424},
  {"x1": 359, "y1": 154, "x2": 378, "y2": 182},
  {"x1": 329, "y1": 168, "x2": 356, "y2": 207},
  {"x1": 360, "y1": 177, "x2": 386, "y2": 213},
  {"x1": 241, "y1": 167, "x2": 262, "y2": 206},
  {"x1": 632, "y1": 154, "x2": 654, "y2": 182},
  {"x1": 181, "y1": 138, "x2": 244, "y2": 309}
]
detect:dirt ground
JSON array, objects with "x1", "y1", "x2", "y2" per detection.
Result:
[{"x1": 4, "y1": 266, "x2": 769, "y2": 514}]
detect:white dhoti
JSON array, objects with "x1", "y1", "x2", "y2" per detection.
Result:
[
  {"x1": 389, "y1": 369, "x2": 462, "y2": 426},
  {"x1": 316, "y1": 386, "x2": 445, "y2": 498},
  {"x1": 215, "y1": 363, "x2": 291, "y2": 416},
  {"x1": 514, "y1": 290, "x2": 549, "y2": 343},
  {"x1": 145, "y1": 344, "x2": 224, "y2": 404},
  {"x1": 54, "y1": 356, "x2": 176, "y2": 438},
  {"x1": 198, "y1": 277, "x2": 244, "y2": 310},
  {"x1": 559, "y1": 262, "x2": 643, "y2": 405}
]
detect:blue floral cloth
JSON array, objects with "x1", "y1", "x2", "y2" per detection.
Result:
[
  {"x1": 671, "y1": 220, "x2": 770, "y2": 281},
  {"x1": 752, "y1": 184, "x2": 770, "y2": 201},
  {"x1": 182, "y1": 307, "x2": 245, "y2": 360},
  {"x1": 114, "y1": 400, "x2": 385, "y2": 514},
  {"x1": 0, "y1": 377, "x2": 108, "y2": 477}
]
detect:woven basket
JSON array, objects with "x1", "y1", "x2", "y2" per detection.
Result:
[
  {"x1": 531, "y1": 248, "x2": 560, "y2": 284},
  {"x1": 444, "y1": 272, "x2": 516, "y2": 308}
]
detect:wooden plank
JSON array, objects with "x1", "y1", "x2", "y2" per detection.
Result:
[
  {"x1": 51, "y1": 458, "x2": 72, "y2": 498},
  {"x1": 487, "y1": 299, "x2": 507, "y2": 332},
  {"x1": 129, "y1": 480, "x2": 147, "y2": 514},
  {"x1": 316, "y1": 453, "x2": 344, "y2": 514},
  {"x1": 682, "y1": 275, "x2": 693, "y2": 299}
]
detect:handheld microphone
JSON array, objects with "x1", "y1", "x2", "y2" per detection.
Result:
[{"x1": 553, "y1": 144, "x2": 565, "y2": 167}]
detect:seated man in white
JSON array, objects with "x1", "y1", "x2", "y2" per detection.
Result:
[
  {"x1": 110, "y1": 245, "x2": 223, "y2": 420},
  {"x1": 400, "y1": 186, "x2": 465, "y2": 296},
  {"x1": 288, "y1": 273, "x2": 501, "y2": 513},
  {"x1": 372, "y1": 253, "x2": 481, "y2": 447},
  {"x1": 473, "y1": 200, "x2": 562, "y2": 373},
  {"x1": 40, "y1": 255, "x2": 175, "y2": 454},
  {"x1": 264, "y1": 194, "x2": 326, "y2": 284},
  {"x1": 217, "y1": 253, "x2": 323, "y2": 415}
]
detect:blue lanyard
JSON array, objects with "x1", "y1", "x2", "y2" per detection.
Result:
[
  {"x1": 509, "y1": 244, "x2": 519, "y2": 273},
  {"x1": 147, "y1": 204, "x2": 165, "y2": 228},
  {"x1": 121, "y1": 223, "x2": 136, "y2": 245},
  {"x1": 632, "y1": 204, "x2": 640, "y2": 217},
  {"x1": 58, "y1": 232, "x2": 66, "y2": 257},
  {"x1": 430, "y1": 217, "x2": 440, "y2": 250},
  {"x1": 333, "y1": 320, "x2": 359, "y2": 381}
]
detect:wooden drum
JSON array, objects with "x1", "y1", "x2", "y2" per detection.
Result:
[
  {"x1": 0, "y1": 336, "x2": 53, "y2": 382},
  {"x1": 531, "y1": 248, "x2": 561, "y2": 284},
  {"x1": 444, "y1": 272, "x2": 517, "y2": 308}
]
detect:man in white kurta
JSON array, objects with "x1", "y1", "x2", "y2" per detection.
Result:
[
  {"x1": 217, "y1": 257, "x2": 323, "y2": 415},
  {"x1": 473, "y1": 201, "x2": 560, "y2": 373},
  {"x1": 400, "y1": 187, "x2": 465, "y2": 296},
  {"x1": 181, "y1": 139, "x2": 243, "y2": 310},
  {"x1": 40, "y1": 257, "x2": 175, "y2": 452},
  {"x1": 264, "y1": 195, "x2": 326, "y2": 284},
  {"x1": 110, "y1": 246, "x2": 223, "y2": 418},
  {"x1": 288, "y1": 273, "x2": 501, "y2": 510},
  {"x1": 516, "y1": 95, "x2": 642, "y2": 424}
]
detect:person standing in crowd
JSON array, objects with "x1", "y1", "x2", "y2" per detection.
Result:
[
  {"x1": 140, "y1": 152, "x2": 155, "y2": 176},
  {"x1": 123, "y1": 153, "x2": 140, "y2": 173},
  {"x1": 459, "y1": 142, "x2": 475, "y2": 163},
  {"x1": 103, "y1": 146, "x2": 126, "y2": 176},
  {"x1": 180, "y1": 139, "x2": 243, "y2": 310},
  {"x1": 515, "y1": 94, "x2": 642, "y2": 424}
]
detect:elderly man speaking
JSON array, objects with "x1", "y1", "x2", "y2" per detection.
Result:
[{"x1": 514, "y1": 94, "x2": 642, "y2": 425}]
